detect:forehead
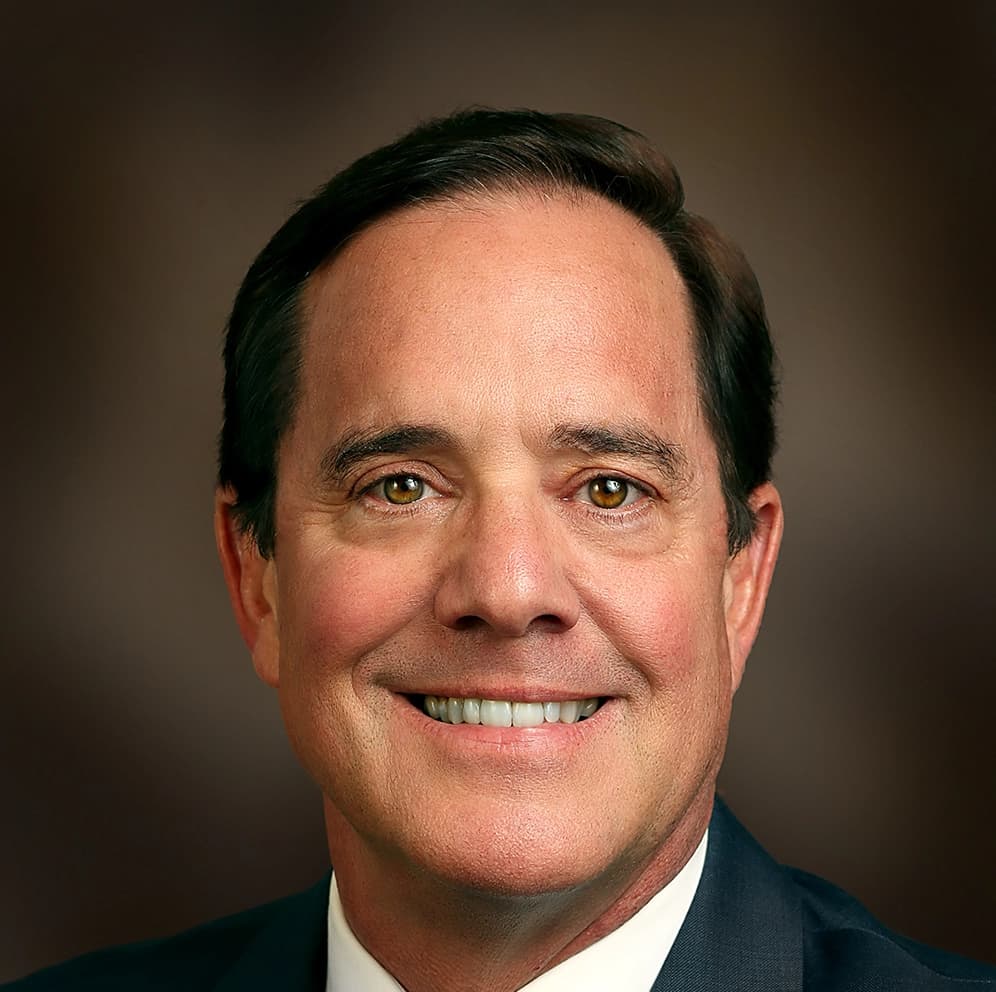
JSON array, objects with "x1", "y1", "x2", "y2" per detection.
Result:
[{"x1": 296, "y1": 191, "x2": 699, "y2": 435}]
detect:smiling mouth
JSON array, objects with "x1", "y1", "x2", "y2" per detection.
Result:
[{"x1": 416, "y1": 695, "x2": 605, "y2": 727}]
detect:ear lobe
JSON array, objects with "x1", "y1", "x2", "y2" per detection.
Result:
[
  {"x1": 214, "y1": 488, "x2": 281, "y2": 687},
  {"x1": 723, "y1": 482, "x2": 783, "y2": 693}
]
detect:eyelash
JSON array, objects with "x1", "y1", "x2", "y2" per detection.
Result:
[
  {"x1": 356, "y1": 471, "x2": 444, "y2": 515},
  {"x1": 573, "y1": 475, "x2": 649, "y2": 507},
  {"x1": 356, "y1": 471, "x2": 654, "y2": 519}
]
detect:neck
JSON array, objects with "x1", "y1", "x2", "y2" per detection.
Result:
[{"x1": 325, "y1": 789, "x2": 713, "y2": 992}]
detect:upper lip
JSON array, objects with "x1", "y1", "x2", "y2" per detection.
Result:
[{"x1": 394, "y1": 688, "x2": 609, "y2": 702}]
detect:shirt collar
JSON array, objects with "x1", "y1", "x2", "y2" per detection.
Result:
[{"x1": 326, "y1": 830, "x2": 708, "y2": 992}]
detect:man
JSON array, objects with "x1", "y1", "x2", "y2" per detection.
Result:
[{"x1": 8, "y1": 110, "x2": 994, "y2": 990}]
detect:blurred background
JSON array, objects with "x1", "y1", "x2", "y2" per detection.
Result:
[{"x1": 1, "y1": 0, "x2": 993, "y2": 980}]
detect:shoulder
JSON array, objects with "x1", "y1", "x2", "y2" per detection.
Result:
[
  {"x1": 788, "y1": 867, "x2": 996, "y2": 990},
  {"x1": 2, "y1": 879, "x2": 330, "y2": 991},
  {"x1": 690, "y1": 801, "x2": 996, "y2": 992}
]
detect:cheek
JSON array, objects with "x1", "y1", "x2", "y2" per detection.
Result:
[
  {"x1": 581, "y1": 557, "x2": 729, "y2": 686},
  {"x1": 278, "y1": 542, "x2": 439, "y2": 677}
]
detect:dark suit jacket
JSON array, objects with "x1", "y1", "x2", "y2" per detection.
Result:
[{"x1": 7, "y1": 800, "x2": 995, "y2": 990}]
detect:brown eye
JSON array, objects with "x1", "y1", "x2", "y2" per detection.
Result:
[
  {"x1": 382, "y1": 475, "x2": 424, "y2": 504},
  {"x1": 587, "y1": 477, "x2": 629, "y2": 509}
]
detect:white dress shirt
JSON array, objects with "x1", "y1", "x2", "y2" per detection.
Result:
[{"x1": 326, "y1": 830, "x2": 707, "y2": 992}]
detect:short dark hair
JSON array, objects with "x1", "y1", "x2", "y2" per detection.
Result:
[{"x1": 219, "y1": 108, "x2": 776, "y2": 557}]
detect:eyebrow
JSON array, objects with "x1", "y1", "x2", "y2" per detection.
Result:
[
  {"x1": 550, "y1": 422, "x2": 689, "y2": 486},
  {"x1": 318, "y1": 420, "x2": 689, "y2": 490},
  {"x1": 320, "y1": 424, "x2": 458, "y2": 488}
]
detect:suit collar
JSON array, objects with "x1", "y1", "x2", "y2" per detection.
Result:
[{"x1": 652, "y1": 797, "x2": 803, "y2": 991}]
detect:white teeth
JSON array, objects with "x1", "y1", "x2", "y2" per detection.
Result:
[
  {"x1": 422, "y1": 695, "x2": 602, "y2": 726},
  {"x1": 512, "y1": 702, "x2": 545, "y2": 727},
  {"x1": 558, "y1": 700, "x2": 580, "y2": 723},
  {"x1": 480, "y1": 699, "x2": 512, "y2": 727}
]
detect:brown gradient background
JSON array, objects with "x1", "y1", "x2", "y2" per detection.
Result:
[{"x1": 2, "y1": 1, "x2": 994, "y2": 982}]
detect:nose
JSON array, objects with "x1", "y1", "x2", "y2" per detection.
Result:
[{"x1": 433, "y1": 493, "x2": 581, "y2": 637}]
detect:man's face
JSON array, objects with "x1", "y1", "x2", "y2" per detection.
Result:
[{"x1": 223, "y1": 192, "x2": 780, "y2": 899}]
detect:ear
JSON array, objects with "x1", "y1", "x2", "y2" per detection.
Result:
[
  {"x1": 214, "y1": 488, "x2": 281, "y2": 687},
  {"x1": 723, "y1": 482, "x2": 783, "y2": 694}
]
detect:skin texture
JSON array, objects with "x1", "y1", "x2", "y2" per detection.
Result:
[{"x1": 216, "y1": 190, "x2": 782, "y2": 992}]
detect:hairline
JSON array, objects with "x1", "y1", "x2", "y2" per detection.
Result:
[{"x1": 224, "y1": 133, "x2": 769, "y2": 559}]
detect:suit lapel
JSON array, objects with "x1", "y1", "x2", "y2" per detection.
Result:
[
  {"x1": 213, "y1": 874, "x2": 330, "y2": 992},
  {"x1": 652, "y1": 799, "x2": 803, "y2": 992}
]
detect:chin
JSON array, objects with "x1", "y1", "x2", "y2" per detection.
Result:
[{"x1": 401, "y1": 802, "x2": 644, "y2": 900}]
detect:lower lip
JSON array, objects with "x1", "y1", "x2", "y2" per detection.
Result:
[{"x1": 391, "y1": 693, "x2": 617, "y2": 756}]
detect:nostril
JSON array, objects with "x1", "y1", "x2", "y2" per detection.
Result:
[
  {"x1": 449, "y1": 612, "x2": 570, "y2": 635},
  {"x1": 452, "y1": 615, "x2": 486, "y2": 631}
]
